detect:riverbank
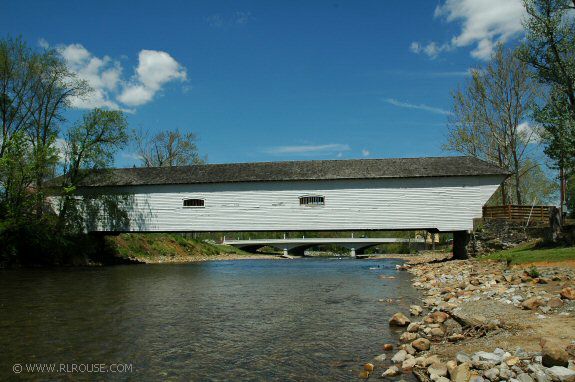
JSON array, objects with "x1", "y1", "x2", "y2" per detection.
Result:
[
  {"x1": 363, "y1": 251, "x2": 575, "y2": 380},
  {"x1": 107, "y1": 233, "x2": 284, "y2": 263}
]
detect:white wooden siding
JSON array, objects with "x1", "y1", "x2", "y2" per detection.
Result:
[{"x1": 69, "y1": 175, "x2": 504, "y2": 232}]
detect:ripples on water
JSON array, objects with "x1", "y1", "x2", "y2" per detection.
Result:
[{"x1": 0, "y1": 258, "x2": 420, "y2": 381}]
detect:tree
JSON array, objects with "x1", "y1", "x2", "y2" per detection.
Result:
[
  {"x1": 57, "y1": 108, "x2": 129, "y2": 232},
  {"x1": 134, "y1": 128, "x2": 205, "y2": 167},
  {"x1": 444, "y1": 44, "x2": 541, "y2": 205},
  {"x1": 0, "y1": 37, "x2": 89, "y2": 219},
  {"x1": 520, "y1": 0, "x2": 575, "y2": 214}
]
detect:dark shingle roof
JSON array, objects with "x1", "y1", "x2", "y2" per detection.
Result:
[{"x1": 56, "y1": 156, "x2": 509, "y2": 188}]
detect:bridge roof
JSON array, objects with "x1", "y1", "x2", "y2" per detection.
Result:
[{"x1": 54, "y1": 156, "x2": 509, "y2": 188}]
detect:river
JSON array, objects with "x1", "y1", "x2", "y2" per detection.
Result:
[{"x1": 0, "y1": 258, "x2": 420, "y2": 381}]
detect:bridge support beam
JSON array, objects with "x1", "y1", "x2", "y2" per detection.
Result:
[
  {"x1": 350, "y1": 247, "x2": 356, "y2": 258},
  {"x1": 453, "y1": 231, "x2": 469, "y2": 260}
]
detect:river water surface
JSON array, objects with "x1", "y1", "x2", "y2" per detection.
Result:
[{"x1": 0, "y1": 258, "x2": 420, "y2": 381}]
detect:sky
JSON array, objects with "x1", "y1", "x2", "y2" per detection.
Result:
[{"x1": 1, "y1": 0, "x2": 529, "y2": 167}]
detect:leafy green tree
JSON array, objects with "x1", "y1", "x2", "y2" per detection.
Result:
[
  {"x1": 57, "y1": 108, "x2": 129, "y2": 232},
  {"x1": 444, "y1": 44, "x2": 541, "y2": 205},
  {"x1": 520, "y1": 0, "x2": 575, "y2": 213}
]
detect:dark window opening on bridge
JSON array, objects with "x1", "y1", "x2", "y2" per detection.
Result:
[
  {"x1": 299, "y1": 196, "x2": 325, "y2": 206},
  {"x1": 183, "y1": 199, "x2": 205, "y2": 208}
]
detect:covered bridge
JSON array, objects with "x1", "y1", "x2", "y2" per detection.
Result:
[{"x1": 50, "y1": 156, "x2": 508, "y2": 258}]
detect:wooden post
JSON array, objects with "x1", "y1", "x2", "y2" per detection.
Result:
[{"x1": 453, "y1": 231, "x2": 470, "y2": 260}]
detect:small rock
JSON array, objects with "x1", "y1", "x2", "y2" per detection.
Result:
[
  {"x1": 374, "y1": 354, "x2": 387, "y2": 362},
  {"x1": 404, "y1": 344, "x2": 417, "y2": 356},
  {"x1": 451, "y1": 363, "x2": 472, "y2": 382},
  {"x1": 483, "y1": 367, "x2": 500, "y2": 381},
  {"x1": 447, "y1": 360, "x2": 457, "y2": 376},
  {"x1": 390, "y1": 312, "x2": 411, "y2": 326},
  {"x1": 448, "y1": 334, "x2": 465, "y2": 342},
  {"x1": 541, "y1": 340, "x2": 570, "y2": 367},
  {"x1": 428, "y1": 362, "x2": 448, "y2": 378},
  {"x1": 430, "y1": 327, "x2": 445, "y2": 337},
  {"x1": 547, "y1": 366, "x2": 575, "y2": 382},
  {"x1": 547, "y1": 297, "x2": 564, "y2": 308},
  {"x1": 410, "y1": 305, "x2": 423, "y2": 316},
  {"x1": 456, "y1": 352, "x2": 472, "y2": 364},
  {"x1": 560, "y1": 287, "x2": 575, "y2": 300},
  {"x1": 402, "y1": 358, "x2": 417, "y2": 370},
  {"x1": 473, "y1": 352, "x2": 502, "y2": 364},
  {"x1": 359, "y1": 370, "x2": 370, "y2": 379},
  {"x1": 412, "y1": 338, "x2": 431, "y2": 352},
  {"x1": 364, "y1": 363, "x2": 375, "y2": 372},
  {"x1": 522, "y1": 297, "x2": 544, "y2": 310},
  {"x1": 505, "y1": 356, "x2": 520, "y2": 366},
  {"x1": 382, "y1": 366, "x2": 401, "y2": 378},
  {"x1": 400, "y1": 332, "x2": 418, "y2": 342},
  {"x1": 407, "y1": 322, "x2": 420, "y2": 333},
  {"x1": 517, "y1": 373, "x2": 534, "y2": 382},
  {"x1": 423, "y1": 355, "x2": 442, "y2": 367},
  {"x1": 431, "y1": 311, "x2": 450, "y2": 323},
  {"x1": 384, "y1": 343, "x2": 394, "y2": 351},
  {"x1": 392, "y1": 350, "x2": 408, "y2": 363}
]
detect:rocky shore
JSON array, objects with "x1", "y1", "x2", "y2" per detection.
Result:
[{"x1": 362, "y1": 255, "x2": 575, "y2": 381}]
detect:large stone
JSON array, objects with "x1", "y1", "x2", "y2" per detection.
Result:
[
  {"x1": 451, "y1": 362, "x2": 472, "y2": 382},
  {"x1": 390, "y1": 312, "x2": 411, "y2": 326},
  {"x1": 541, "y1": 340, "x2": 570, "y2": 367},
  {"x1": 560, "y1": 287, "x2": 575, "y2": 300},
  {"x1": 412, "y1": 338, "x2": 431, "y2": 352},
  {"x1": 517, "y1": 373, "x2": 534, "y2": 382},
  {"x1": 547, "y1": 366, "x2": 575, "y2": 382},
  {"x1": 472, "y1": 352, "x2": 502, "y2": 364}
]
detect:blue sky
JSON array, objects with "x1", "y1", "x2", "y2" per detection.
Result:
[{"x1": 1, "y1": 0, "x2": 527, "y2": 166}]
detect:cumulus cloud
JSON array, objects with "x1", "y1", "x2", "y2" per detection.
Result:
[
  {"x1": 118, "y1": 50, "x2": 187, "y2": 106},
  {"x1": 362, "y1": 149, "x2": 370, "y2": 157},
  {"x1": 43, "y1": 40, "x2": 188, "y2": 110},
  {"x1": 383, "y1": 98, "x2": 451, "y2": 115},
  {"x1": 411, "y1": 0, "x2": 525, "y2": 60},
  {"x1": 264, "y1": 143, "x2": 351, "y2": 155}
]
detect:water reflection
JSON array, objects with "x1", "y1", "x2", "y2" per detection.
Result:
[{"x1": 0, "y1": 258, "x2": 420, "y2": 381}]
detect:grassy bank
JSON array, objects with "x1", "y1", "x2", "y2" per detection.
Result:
[
  {"x1": 480, "y1": 240, "x2": 575, "y2": 265},
  {"x1": 107, "y1": 233, "x2": 270, "y2": 263}
]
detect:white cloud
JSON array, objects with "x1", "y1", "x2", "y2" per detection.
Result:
[
  {"x1": 411, "y1": 0, "x2": 525, "y2": 60},
  {"x1": 118, "y1": 50, "x2": 187, "y2": 106},
  {"x1": 384, "y1": 98, "x2": 451, "y2": 115},
  {"x1": 264, "y1": 143, "x2": 351, "y2": 155},
  {"x1": 44, "y1": 40, "x2": 187, "y2": 110},
  {"x1": 362, "y1": 149, "x2": 370, "y2": 157}
]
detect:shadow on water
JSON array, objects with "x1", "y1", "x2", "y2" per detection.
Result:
[{"x1": 0, "y1": 258, "x2": 420, "y2": 381}]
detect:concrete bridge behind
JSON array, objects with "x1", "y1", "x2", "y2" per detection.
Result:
[{"x1": 222, "y1": 237, "x2": 425, "y2": 257}]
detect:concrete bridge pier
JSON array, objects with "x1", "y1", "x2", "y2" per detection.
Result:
[{"x1": 350, "y1": 248, "x2": 356, "y2": 258}]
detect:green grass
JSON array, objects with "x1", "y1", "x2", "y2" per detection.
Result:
[
  {"x1": 108, "y1": 233, "x2": 251, "y2": 261},
  {"x1": 480, "y1": 241, "x2": 575, "y2": 264}
]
